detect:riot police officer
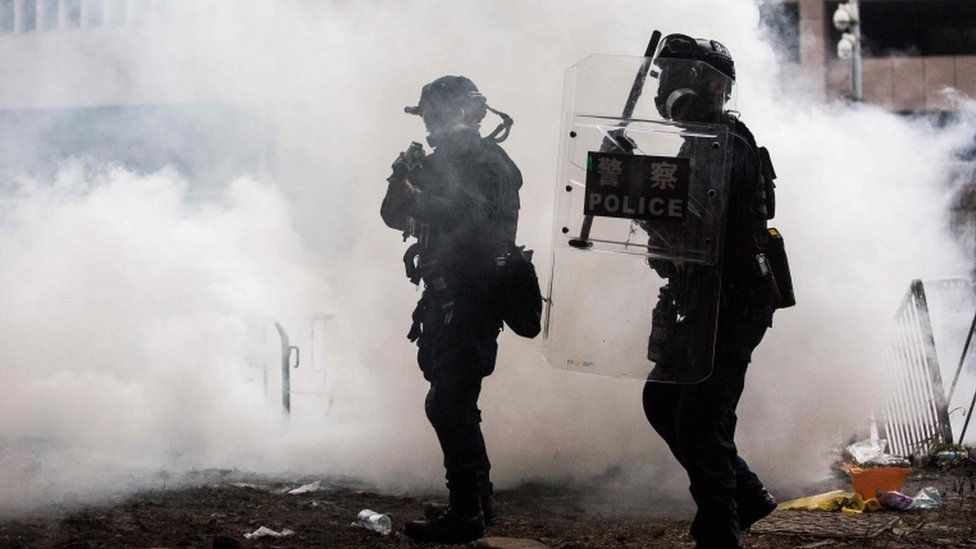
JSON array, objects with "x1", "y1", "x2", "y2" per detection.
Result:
[
  {"x1": 381, "y1": 75, "x2": 522, "y2": 544},
  {"x1": 642, "y1": 35, "x2": 793, "y2": 548}
]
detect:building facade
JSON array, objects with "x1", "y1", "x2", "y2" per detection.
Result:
[
  {"x1": 762, "y1": 0, "x2": 976, "y2": 112},
  {"x1": 0, "y1": 0, "x2": 275, "y2": 187}
]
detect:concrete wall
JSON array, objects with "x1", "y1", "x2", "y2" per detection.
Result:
[{"x1": 826, "y1": 55, "x2": 976, "y2": 110}]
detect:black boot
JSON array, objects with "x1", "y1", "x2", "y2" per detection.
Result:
[
  {"x1": 479, "y1": 481, "x2": 495, "y2": 526},
  {"x1": 423, "y1": 482, "x2": 495, "y2": 526},
  {"x1": 405, "y1": 487, "x2": 485, "y2": 544},
  {"x1": 404, "y1": 507, "x2": 486, "y2": 544},
  {"x1": 737, "y1": 487, "x2": 777, "y2": 530}
]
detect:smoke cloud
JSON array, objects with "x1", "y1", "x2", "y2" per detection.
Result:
[{"x1": 0, "y1": 0, "x2": 972, "y2": 516}]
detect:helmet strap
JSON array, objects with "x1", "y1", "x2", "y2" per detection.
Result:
[{"x1": 484, "y1": 105, "x2": 514, "y2": 143}]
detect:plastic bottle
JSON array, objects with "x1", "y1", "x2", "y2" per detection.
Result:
[{"x1": 355, "y1": 509, "x2": 392, "y2": 535}]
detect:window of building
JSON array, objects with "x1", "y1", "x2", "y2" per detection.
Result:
[
  {"x1": 64, "y1": 0, "x2": 81, "y2": 29},
  {"x1": 109, "y1": 0, "x2": 124, "y2": 26},
  {"x1": 42, "y1": 0, "x2": 58, "y2": 31},
  {"x1": 826, "y1": 0, "x2": 976, "y2": 58},
  {"x1": 0, "y1": 0, "x2": 14, "y2": 33},
  {"x1": 22, "y1": 0, "x2": 38, "y2": 31},
  {"x1": 87, "y1": 0, "x2": 104, "y2": 27},
  {"x1": 759, "y1": 1, "x2": 801, "y2": 63}
]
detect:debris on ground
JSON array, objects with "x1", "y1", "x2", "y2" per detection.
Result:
[
  {"x1": 935, "y1": 450, "x2": 964, "y2": 465},
  {"x1": 842, "y1": 439, "x2": 911, "y2": 469},
  {"x1": 846, "y1": 438, "x2": 887, "y2": 465},
  {"x1": 242, "y1": 525, "x2": 295, "y2": 539},
  {"x1": 848, "y1": 465, "x2": 911, "y2": 498},
  {"x1": 353, "y1": 509, "x2": 392, "y2": 535},
  {"x1": 0, "y1": 461, "x2": 974, "y2": 548},
  {"x1": 913, "y1": 444, "x2": 975, "y2": 468},
  {"x1": 778, "y1": 490, "x2": 881, "y2": 514},
  {"x1": 907, "y1": 486, "x2": 941, "y2": 509},
  {"x1": 287, "y1": 481, "x2": 321, "y2": 495},
  {"x1": 876, "y1": 490, "x2": 913, "y2": 511}
]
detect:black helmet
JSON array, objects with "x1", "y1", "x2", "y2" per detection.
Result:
[
  {"x1": 654, "y1": 34, "x2": 735, "y2": 82},
  {"x1": 404, "y1": 75, "x2": 488, "y2": 130},
  {"x1": 404, "y1": 75, "x2": 514, "y2": 144}
]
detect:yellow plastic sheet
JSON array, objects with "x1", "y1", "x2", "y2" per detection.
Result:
[{"x1": 778, "y1": 490, "x2": 882, "y2": 513}]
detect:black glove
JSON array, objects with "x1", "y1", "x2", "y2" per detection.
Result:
[{"x1": 389, "y1": 142, "x2": 425, "y2": 182}]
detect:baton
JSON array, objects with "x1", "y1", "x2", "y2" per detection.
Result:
[{"x1": 569, "y1": 30, "x2": 661, "y2": 249}]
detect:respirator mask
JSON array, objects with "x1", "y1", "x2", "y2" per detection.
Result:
[
  {"x1": 658, "y1": 87, "x2": 708, "y2": 122},
  {"x1": 654, "y1": 65, "x2": 724, "y2": 122}
]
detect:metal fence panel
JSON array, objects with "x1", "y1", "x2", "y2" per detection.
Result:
[{"x1": 881, "y1": 280, "x2": 954, "y2": 457}]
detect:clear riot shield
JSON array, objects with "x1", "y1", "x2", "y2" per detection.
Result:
[{"x1": 543, "y1": 54, "x2": 736, "y2": 383}]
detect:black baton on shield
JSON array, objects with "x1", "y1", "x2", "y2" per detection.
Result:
[{"x1": 569, "y1": 30, "x2": 661, "y2": 249}]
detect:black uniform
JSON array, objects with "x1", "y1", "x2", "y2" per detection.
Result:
[
  {"x1": 643, "y1": 117, "x2": 775, "y2": 548},
  {"x1": 381, "y1": 128, "x2": 522, "y2": 516}
]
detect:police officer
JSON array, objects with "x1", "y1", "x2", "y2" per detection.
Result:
[
  {"x1": 381, "y1": 76, "x2": 521, "y2": 544},
  {"x1": 642, "y1": 35, "x2": 790, "y2": 548}
]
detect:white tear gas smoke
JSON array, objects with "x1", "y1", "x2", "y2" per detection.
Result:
[{"x1": 0, "y1": 0, "x2": 972, "y2": 516}]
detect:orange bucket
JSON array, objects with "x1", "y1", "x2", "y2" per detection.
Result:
[{"x1": 848, "y1": 466, "x2": 911, "y2": 499}]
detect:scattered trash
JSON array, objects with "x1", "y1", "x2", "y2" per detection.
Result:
[
  {"x1": 848, "y1": 466, "x2": 911, "y2": 499},
  {"x1": 778, "y1": 489, "x2": 847, "y2": 511},
  {"x1": 243, "y1": 526, "x2": 295, "y2": 539},
  {"x1": 778, "y1": 490, "x2": 880, "y2": 513},
  {"x1": 288, "y1": 481, "x2": 321, "y2": 495},
  {"x1": 353, "y1": 509, "x2": 392, "y2": 536},
  {"x1": 847, "y1": 438, "x2": 887, "y2": 464},
  {"x1": 932, "y1": 450, "x2": 971, "y2": 466},
  {"x1": 864, "y1": 454, "x2": 911, "y2": 467},
  {"x1": 908, "y1": 487, "x2": 941, "y2": 510},
  {"x1": 878, "y1": 490, "x2": 914, "y2": 511}
]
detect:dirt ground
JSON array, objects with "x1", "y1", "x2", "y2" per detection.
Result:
[{"x1": 0, "y1": 466, "x2": 974, "y2": 548}]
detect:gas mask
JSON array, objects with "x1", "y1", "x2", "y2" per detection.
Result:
[
  {"x1": 653, "y1": 63, "x2": 728, "y2": 123},
  {"x1": 657, "y1": 88, "x2": 708, "y2": 122}
]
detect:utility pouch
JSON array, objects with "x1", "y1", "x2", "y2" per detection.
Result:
[
  {"x1": 648, "y1": 284, "x2": 677, "y2": 362},
  {"x1": 758, "y1": 146, "x2": 777, "y2": 220},
  {"x1": 754, "y1": 252, "x2": 783, "y2": 309},
  {"x1": 493, "y1": 241, "x2": 542, "y2": 338},
  {"x1": 407, "y1": 295, "x2": 429, "y2": 342},
  {"x1": 766, "y1": 227, "x2": 795, "y2": 309},
  {"x1": 403, "y1": 242, "x2": 423, "y2": 285}
]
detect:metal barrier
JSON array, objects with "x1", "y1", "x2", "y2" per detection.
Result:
[
  {"x1": 274, "y1": 322, "x2": 300, "y2": 415},
  {"x1": 880, "y1": 280, "x2": 954, "y2": 456}
]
